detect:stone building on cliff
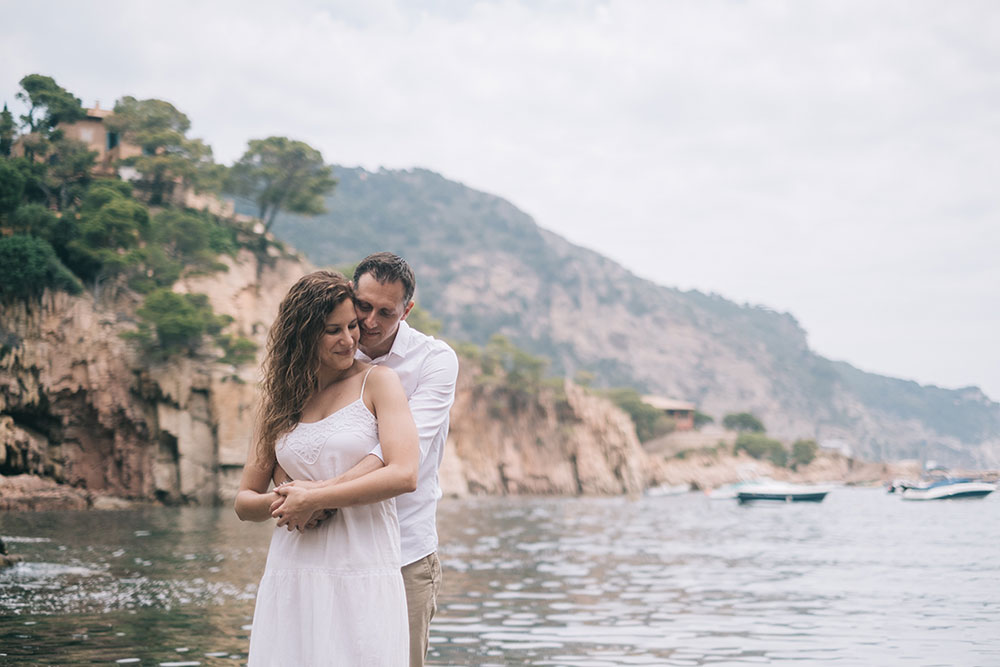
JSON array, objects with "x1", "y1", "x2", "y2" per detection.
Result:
[
  {"x1": 11, "y1": 102, "x2": 235, "y2": 218},
  {"x1": 641, "y1": 395, "x2": 696, "y2": 431}
]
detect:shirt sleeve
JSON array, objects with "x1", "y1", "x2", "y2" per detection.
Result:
[{"x1": 368, "y1": 344, "x2": 459, "y2": 463}]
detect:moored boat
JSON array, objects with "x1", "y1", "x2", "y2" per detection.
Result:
[
  {"x1": 736, "y1": 481, "x2": 831, "y2": 504},
  {"x1": 900, "y1": 478, "x2": 996, "y2": 501},
  {"x1": 645, "y1": 482, "x2": 691, "y2": 497}
]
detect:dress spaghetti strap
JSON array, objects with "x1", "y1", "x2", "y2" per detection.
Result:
[{"x1": 359, "y1": 365, "x2": 376, "y2": 401}]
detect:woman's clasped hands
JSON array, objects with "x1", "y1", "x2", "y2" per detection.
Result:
[{"x1": 270, "y1": 480, "x2": 337, "y2": 532}]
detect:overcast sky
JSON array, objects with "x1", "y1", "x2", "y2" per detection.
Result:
[{"x1": 4, "y1": 0, "x2": 999, "y2": 399}]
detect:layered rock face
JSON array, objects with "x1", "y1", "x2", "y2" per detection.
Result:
[
  {"x1": 0, "y1": 250, "x2": 308, "y2": 509},
  {"x1": 0, "y1": 251, "x2": 663, "y2": 509},
  {"x1": 1, "y1": 289, "x2": 156, "y2": 501},
  {"x1": 446, "y1": 372, "x2": 648, "y2": 497}
]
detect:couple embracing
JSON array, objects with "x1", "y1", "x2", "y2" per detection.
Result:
[{"x1": 235, "y1": 252, "x2": 459, "y2": 666}]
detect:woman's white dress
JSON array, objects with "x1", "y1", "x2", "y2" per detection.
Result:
[{"x1": 249, "y1": 370, "x2": 408, "y2": 665}]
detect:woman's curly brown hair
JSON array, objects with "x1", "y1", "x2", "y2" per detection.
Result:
[{"x1": 255, "y1": 270, "x2": 354, "y2": 463}]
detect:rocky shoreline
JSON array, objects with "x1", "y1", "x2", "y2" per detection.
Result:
[
  {"x1": 0, "y1": 473, "x2": 141, "y2": 512},
  {"x1": 0, "y1": 450, "x2": 924, "y2": 513},
  {"x1": 1, "y1": 259, "x2": 992, "y2": 513},
  {"x1": 649, "y1": 450, "x2": 921, "y2": 491}
]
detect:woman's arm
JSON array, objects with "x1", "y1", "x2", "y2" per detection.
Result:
[
  {"x1": 272, "y1": 366, "x2": 418, "y2": 528},
  {"x1": 268, "y1": 455, "x2": 385, "y2": 531},
  {"x1": 234, "y1": 441, "x2": 282, "y2": 522}
]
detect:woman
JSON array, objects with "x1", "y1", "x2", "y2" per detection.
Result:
[{"x1": 235, "y1": 270, "x2": 418, "y2": 665}]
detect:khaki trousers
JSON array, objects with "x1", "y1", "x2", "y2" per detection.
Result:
[{"x1": 401, "y1": 551, "x2": 442, "y2": 667}]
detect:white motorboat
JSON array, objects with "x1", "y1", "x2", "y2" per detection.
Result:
[
  {"x1": 899, "y1": 478, "x2": 996, "y2": 501},
  {"x1": 645, "y1": 483, "x2": 691, "y2": 497}
]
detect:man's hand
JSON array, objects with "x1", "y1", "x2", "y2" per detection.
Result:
[
  {"x1": 269, "y1": 489, "x2": 335, "y2": 531},
  {"x1": 304, "y1": 508, "x2": 336, "y2": 530},
  {"x1": 270, "y1": 481, "x2": 329, "y2": 531}
]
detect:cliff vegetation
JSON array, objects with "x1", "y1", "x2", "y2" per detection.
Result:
[
  {"x1": 2, "y1": 74, "x2": 995, "y2": 512},
  {"x1": 259, "y1": 166, "x2": 1000, "y2": 469},
  {"x1": 0, "y1": 75, "x2": 677, "y2": 510}
]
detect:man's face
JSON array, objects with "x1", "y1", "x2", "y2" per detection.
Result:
[{"x1": 354, "y1": 272, "x2": 413, "y2": 356}]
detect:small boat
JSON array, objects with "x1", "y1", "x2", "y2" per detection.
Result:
[
  {"x1": 736, "y1": 481, "x2": 831, "y2": 504},
  {"x1": 899, "y1": 478, "x2": 996, "y2": 501},
  {"x1": 645, "y1": 482, "x2": 691, "y2": 497}
]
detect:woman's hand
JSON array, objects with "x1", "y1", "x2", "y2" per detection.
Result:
[{"x1": 271, "y1": 482, "x2": 322, "y2": 531}]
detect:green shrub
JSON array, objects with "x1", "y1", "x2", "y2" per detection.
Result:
[
  {"x1": 405, "y1": 304, "x2": 442, "y2": 336},
  {"x1": 65, "y1": 182, "x2": 149, "y2": 283},
  {"x1": 453, "y1": 341, "x2": 482, "y2": 364},
  {"x1": 0, "y1": 159, "x2": 26, "y2": 216},
  {"x1": 79, "y1": 179, "x2": 135, "y2": 212},
  {"x1": 791, "y1": 439, "x2": 818, "y2": 468},
  {"x1": 9, "y1": 203, "x2": 58, "y2": 238},
  {"x1": 130, "y1": 288, "x2": 228, "y2": 358},
  {"x1": 693, "y1": 410, "x2": 714, "y2": 427},
  {"x1": 0, "y1": 235, "x2": 82, "y2": 301},
  {"x1": 481, "y1": 334, "x2": 548, "y2": 395},
  {"x1": 217, "y1": 334, "x2": 258, "y2": 366},
  {"x1": 117, "y1": 207, "x2": 238, "y2": 292},
  {"x1": 151, "y1": 208, "x2": 238, "y2": 261},
  {"x1": 600, "y1": 387, "x2": 675, "y2": 442},
  {"x1": 734, "y1": 432, "x2": 787, "y2": 466},
  {"x1": 127, "y1": 245, "x2": 183, "y2": 293},
  {"x1": 723, "y1": 412, "x2": 766, "y2": 432}
]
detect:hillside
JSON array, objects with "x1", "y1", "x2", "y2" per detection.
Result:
[
  {"x1": 0, "y1": 249, "x2": 661, "y2": 508},
  {"x1": 250, "y1": 166, "x2": 1000, "y2": 468}
]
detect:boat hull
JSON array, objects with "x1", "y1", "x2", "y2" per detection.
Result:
[
  {"x1": 901, "y1": 481, "x2": 996, "y2": 501},
  {"x1": 737, "y1": 491, "x2": 829, "y2": 504}
]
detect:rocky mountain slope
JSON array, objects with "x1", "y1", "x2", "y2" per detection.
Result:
[
  {"x1": 260, "y1": 166, "x2": 1000, "y2": 468},
  {"x1": 0, "y1": 247, "x2": 657, "y2": 508}
]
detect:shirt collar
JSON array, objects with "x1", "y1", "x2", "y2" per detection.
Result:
[
  {"x1": 360, "y1": 319, "x2": 412, "y2": 363},
  {"x1": 387, "y1": 319, "x2": 413, "y2": 359}
]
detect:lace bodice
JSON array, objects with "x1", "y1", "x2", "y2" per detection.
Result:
[{"x1": 275, "y1": 368, "x2": 379, "y2": 481}]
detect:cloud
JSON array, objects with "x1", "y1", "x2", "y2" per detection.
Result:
[{"x1": 3, "y1": 0, "x2": 998, "y2": 396}]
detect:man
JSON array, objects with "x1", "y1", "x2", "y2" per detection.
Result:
[
  {"x1": 276, "y1": 252, "x2": 458, "y2": 666},
  {"x1": 351, "y1": 252, "x2": 458, "y2": 667}
]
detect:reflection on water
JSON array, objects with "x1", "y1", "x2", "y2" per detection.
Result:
[
  {"x1": 1, "y1": 489, "x2": 998, "y2": 665},
  {"x1": 1, "y1": 506, "x2": 267, "y2": 665}
]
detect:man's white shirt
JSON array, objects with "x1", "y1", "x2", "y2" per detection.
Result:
[{"x1": 357, "y1": 320, "x2": 459, "y2": 566}]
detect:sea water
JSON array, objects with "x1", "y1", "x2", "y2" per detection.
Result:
[{"x1": 1, "y1": 488, "x2": 998, "y2": 665}]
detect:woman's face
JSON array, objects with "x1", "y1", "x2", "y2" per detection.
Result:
[{"x1": 316, "y1": 299, "x2": 360, "y2": 372}]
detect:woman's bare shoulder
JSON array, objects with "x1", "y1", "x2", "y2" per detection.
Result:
[
  {"x1": 366, "y1": 364, "x2": 402, "y2": 387},
  {"x1": 362, "y1": 365, "x2": 405, "y2": 414}
]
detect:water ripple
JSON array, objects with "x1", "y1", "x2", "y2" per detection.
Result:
[{"x1": 1, "y1": 490, "x2": 998, "y2": 664}]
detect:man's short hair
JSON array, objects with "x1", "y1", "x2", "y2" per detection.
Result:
[{"x1": 353, "y1": 252, "x2": 416, "y2": 304}]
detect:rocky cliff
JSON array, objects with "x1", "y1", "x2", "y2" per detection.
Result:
[
  {"x1": 446, "y1": 374, "x2": 646, "y2": 497},
  {"x1": 0, "y1": 249, "x2": 662, "y2": 510},
  {"x1": 0, "y1": 249, "x2": 305, "y2": 508}
]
